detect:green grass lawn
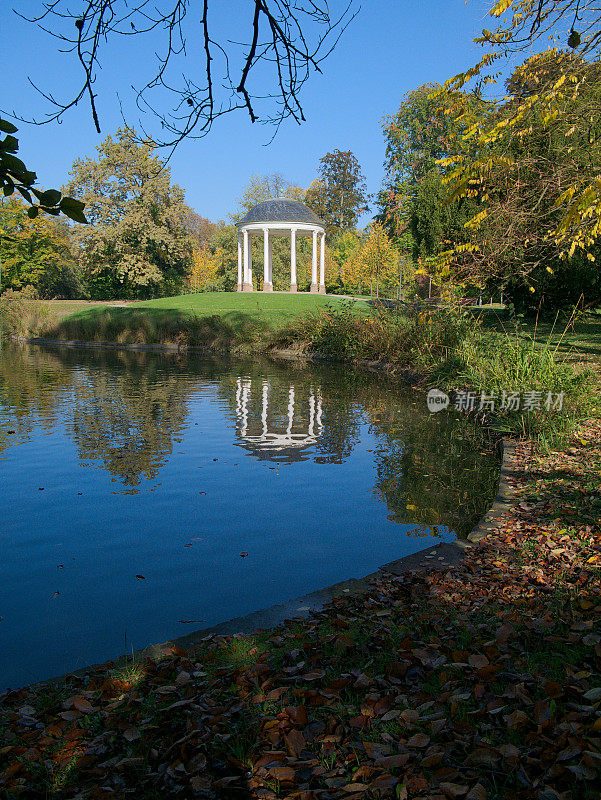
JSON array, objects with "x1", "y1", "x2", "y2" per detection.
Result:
[
  {"x1": 476, "y1": 309, "x2": 601, "y2": 365},
  {"x1": 41, "y1": 292, "x2": 368, "y2": 347},
  {"x1": 39, "y1": 299, "x2": 129, "y2": 322},
  {"x1": 132, "y1": 291, "x2": 367, "y2": 326}
]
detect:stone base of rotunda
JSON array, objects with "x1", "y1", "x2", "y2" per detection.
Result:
[
  {"x1": 263, "y1": 282, "x2": 273, "y2": 292},
  {"x1": 310, "y1": 283, "x2": 319, "y2": 294},
  {"x1": 319, "y1": 284, "x2": 326, "y2": 294},
  {"x1": 290, "y1": 283, "x2": 298, "y2": 293},
  {"x1": 237, "y1": 283, "x2": 242, "y2": 292},
  {"x1": 242, "y1": 282, "x2": 253, "y2": 292}
]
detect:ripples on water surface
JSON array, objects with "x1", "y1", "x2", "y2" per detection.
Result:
[{"x1": 0, "y1": 344, "x2": 500, "y2": 688}]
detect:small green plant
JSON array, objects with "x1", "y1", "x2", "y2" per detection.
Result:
[{"x1": 214, "y1": 635, "x2": 266, "y2": 669}]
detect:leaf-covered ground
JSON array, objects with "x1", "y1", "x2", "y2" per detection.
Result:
[{"x1": 1, "y1": 421, "x2": 600, "y2": 800}]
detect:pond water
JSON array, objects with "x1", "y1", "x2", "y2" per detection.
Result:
[{"x1": 0, "y1": 344, "x2": 500, "y2": 690}]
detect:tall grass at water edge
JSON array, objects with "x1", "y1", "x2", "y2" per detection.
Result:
[
  {"x1": 0, "y1": 289, "x2": 51, "y2": 338},
  {"x1": 275, "y1": 301, "x2": 596, "y2": 445},
  {"x1": 23, "y1": 305, "x2": 272, "y2": 351}
]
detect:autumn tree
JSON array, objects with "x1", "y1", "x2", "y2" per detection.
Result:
[
  {"x1": 435, "y1": 0, "x2": 601, "y2": 305},
  {"x1": 0, "y1": 197, "x2": 82, "y2": 297},
  {"x1": 344, "y1": 223, "x2": 400, "y2": 297},
  {"x1": 189, "y1": 244, "x2": 221, "y2": 293},
  {"x1": 64, "y1": 127, "x2": 193, "y2": 299},
  {"x1": 184, "y1": 211, "x2": 218, "y2": 249},
  {"x1": 304, "y1": 150, "x2": 368, "y2": 239},
  {"x1": 436, "y1": 49, "x2": 601, "y2": 311}
]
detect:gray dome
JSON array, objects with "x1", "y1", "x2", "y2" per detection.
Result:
[{"x1": 236, "y1": 198, "x2": 324, "y2": 227}]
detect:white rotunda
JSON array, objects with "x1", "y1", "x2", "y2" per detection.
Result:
[{"x1": 235, "y1": 198, "x2": 326, "y2": 293}]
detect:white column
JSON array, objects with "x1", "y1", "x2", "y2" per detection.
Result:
[
  {"x1": 308, "y1": 387, "x2": 315, "y2": 437},
  {"x1": 263, "y1": 228, "x2": 273, "y2": 292},
  {"x1": 237, "y1": 234, "x2": 243, "y2": 291},
  {"x1": 241, "y1": 381, "x2": 250, "y2": 436},
  {"x1": 316, "y1": 388, "x2": 323, "y2": 433},
  {"x1": 243, "y1": 229, "x2": 252, "y2": 291},
  {"x1": 261, "y1": 381, "x2": 269, "y2": 436},
  {"x1": 310, "y1": 230, "x2": 318, "y2": 293},
  {"x1": 268, "y1": 232, "x2": 273, "y2": 287},
  {"x1": 235, "y1": 377, "x2": 242, "y2": 416},
  {"x1": 319, "y1": 231, "x2": 326, "y2": 294},
  {"x1": 290, "y1": 228, "x2": 297, "y2": 292},
  {"x1": 286, "y1": 386, "x2": 295, "y2": 438}
]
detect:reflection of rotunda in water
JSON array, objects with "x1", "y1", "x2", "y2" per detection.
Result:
[{"x1": 234, "y1": 377, "x2": 323, "y2": 462}]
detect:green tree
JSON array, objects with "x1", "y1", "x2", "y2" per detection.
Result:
[
  {"x1": 0, "y1": 197, "x2": 82, "y2": 297},
  {"x1": 64, "y1": 127, "x2": 192, "y2": 299},
  {"x1": 232, "y1": 173, "x2": 305, "y2": 221},
  {"x1": 209, "y1": 222, "x2": 239, "y2": 291},
  {"x1": 332, "y1": 230, "x2": 361, "y2": 289},
  {"x1": 379, "y1": 84, "x2": 479, "y2": 261},
  {"x1": 304, "y1": 150, "x2": 368, "y2": 239}
]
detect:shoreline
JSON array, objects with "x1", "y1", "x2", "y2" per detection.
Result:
[{"x1": 7, "y1": 338, "x2": 509, "y2": 694}]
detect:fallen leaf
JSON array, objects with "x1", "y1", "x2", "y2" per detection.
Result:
[
  {"x1": 440, "y1": 783, "x2": 469, "y2": 799},
  {"x1": 284, "y1": 729, "x2": 306, "y2": 758},
  {"x1": 407, "y1": 733, "x2": 430, "y2": 748},
  {"x1": 466, "y1": 784, "x2": 487, "y2": 800}
]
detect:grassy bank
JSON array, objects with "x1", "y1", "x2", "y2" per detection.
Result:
[
  {"x1": 1, "y1": 420, "x2": 600, "y2": 799},
  {"x1": 28, "y1": 293, "x2": 368, "y2": 350}
]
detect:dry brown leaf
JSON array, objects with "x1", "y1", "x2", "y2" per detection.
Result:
[{"x1": 407, "y1": 733, "x2": 430, "y2": 748}]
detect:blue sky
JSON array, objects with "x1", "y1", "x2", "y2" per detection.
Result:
[{"x1": 1, "y1": 1, "x2": 494, "y2": 224}]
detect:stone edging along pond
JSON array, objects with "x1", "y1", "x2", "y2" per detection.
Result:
[{"x1": 15, "y1": 335, "x2": 516, "y2": 691}]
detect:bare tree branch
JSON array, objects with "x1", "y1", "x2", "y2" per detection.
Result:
[{"x1": 7, "y1": 0, "x2": 358, "y2": 149}]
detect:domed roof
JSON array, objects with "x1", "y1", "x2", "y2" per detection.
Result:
[{"x1": 236, "y1": 198, "x2": 324, "y2": 227}]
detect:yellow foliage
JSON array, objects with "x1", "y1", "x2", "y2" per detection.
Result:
[
  {"x1": 344, "y1": 223, "x2": 400, "y2": 293},
  {"x1": 189, "y1": 245, "x2": 220, "y2": 292}
]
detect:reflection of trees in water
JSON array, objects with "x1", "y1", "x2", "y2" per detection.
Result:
[
  {"x1": 0, "y1": 345, "x2": 195, "y2": 489},
  {"x1": 363, "y1": 394, "x2": 499, "y2": 537},
  {"x1": 62, "y1": 351, "x2": 193, "y2": 490},
  {"x1": 69, "y1": 373, "x2": 190, "y2": 489},
  {"x1": 215, "y1": 360, "x2": 497, "y2": 541},
  {"x1": 0, "y1": 346, "x2": 499, "y2": 524},
  {"x1": 0, "y1": 344, "x2": 70, "y2": 455}
]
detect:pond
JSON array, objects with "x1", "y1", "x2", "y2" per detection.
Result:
[{"x1": 0, "y1": 343, "x2": 500, "y2": 690}]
